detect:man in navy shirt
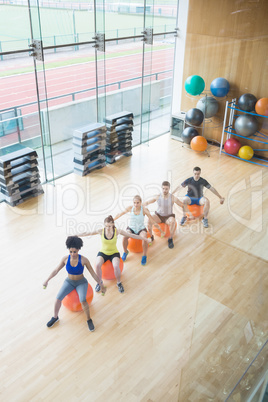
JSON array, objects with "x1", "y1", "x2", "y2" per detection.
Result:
[{"x1": 173, "y1": 166, "x2": 224, "y2": 227}]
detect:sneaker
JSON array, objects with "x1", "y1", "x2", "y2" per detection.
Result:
[
  {"x1": 202, "y1": 218, "x2": 209, "y2": 228},
  {"x1": 47, "y1": 316, "x2": 59, "y2": 328},
  {"x1": 168, "y1": 238, "x2": 174, "y2": 249},
  {"x1": 117, "y1": 282, "x2": 125, "y2": 293},
  {"x1": 122, "y1": 251, "x2": 129, "y2": 262},
  {"x1": 180, "y1": 215, "x2": 187, "y2": 226},
  {"x1": 95, "y1": 283, "x2": 101, "y2": 292},
  {"x1": 87, "y1": 319, "x2": 95, "y2": 332},
  {"x1": 150, "y1": 235, "x2": 154, "y2": 242},
  {"x1": 141, "y1": 256, "x2": 147, "y2": 266}
]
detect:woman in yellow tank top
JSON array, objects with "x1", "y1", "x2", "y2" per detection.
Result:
[{"x1": 79, "y1": 215, "x2": 151, "y2": 293}]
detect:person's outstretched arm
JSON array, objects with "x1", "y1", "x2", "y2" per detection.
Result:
[
  {"x1": 209, "y1": 187, "x2": 225, "y2": 204},
  {"x1": 117, "y1": 228, "x2": 151, "y2": 243},
  {"x1": 143, "y1": 195, "x2": 159, "y2": 207},
  {"x1": 114, "y1": 206, "x2": 132, "y2": 220},
  {"x1": 83, "y1": 256, "x2": 106, "y2": 294},
  {"x1": 78, "y1": 228, "x2": 102, "y2": 237},
  {"x1": 43, "y1": 257, "x2": 66, "y2": 288},
  {"x1": 143, "y1": 207, "x2": 165, "y2": 236}
]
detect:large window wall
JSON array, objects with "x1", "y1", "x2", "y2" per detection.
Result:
[{"x1": 0, "y1": 0, "x2": 178, "y2": 193}]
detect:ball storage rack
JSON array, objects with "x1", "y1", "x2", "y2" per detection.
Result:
[{"x1": 220, "y1": 99, "x2": 268, "y2": 167}]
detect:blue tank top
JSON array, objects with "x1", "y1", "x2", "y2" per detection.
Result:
[{"x1": 66, "y1": 254, "x2": 84, "y2": 275}]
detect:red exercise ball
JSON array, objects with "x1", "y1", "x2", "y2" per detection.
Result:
[
  {"x1": 186, "y1": 204, "x2": 204, "y2": 219},
  {"x1": 190, "y1": 136, "x2": 207, "y2": 152},
  {"x1": 255, "y1": 98, "x2": 268, "y2": 116},
  {"x1": 101, "y1": 258, "x2": 124, "y2": 280},
  {"x1": 224, "y1": 138, "x2": 241, "y2": 155},
  {"x1": 63, "y1": 284, "x2": 93, "y2": 312},
  {"x1": 153, "y1": 222, "x2": 177, "y2": 238}
]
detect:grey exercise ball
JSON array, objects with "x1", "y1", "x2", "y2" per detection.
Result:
[
  {"x1": 237, "y1": 93, "x2": 257, "y2": 112},
  {"x1": 182, "y1": 127, "x2": 199, "y2": 144},
  {"x1": 185, "y1": 108, "x2": 204, "y2": 126},
  {"x1": 196, "y1": 96, "x2": 219, "y2": 118},
  {"x1": 234, "y1": 114, "x2": 258, "y2": 137}
]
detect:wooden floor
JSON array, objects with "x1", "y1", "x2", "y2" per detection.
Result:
[{"x1": 1, "y1": 135, "x2": 267, "y2": 401}]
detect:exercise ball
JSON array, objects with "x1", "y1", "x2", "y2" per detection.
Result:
[
  {"x1": 255, "y1": 98, "x2": 268, "y2": 116},
  {"x1": 101, "y1": 258, "x2": 124, "y2": 280},
  {"x1": 182, "y1": 127, "x2": 199, "y2": 144},
  {"x1": 186, "y1": 204, "x2": 204, "y2": 218},
  {"x1": 184, "y1": 75, "x2": 205, "y2": 96},
  {"x1": 238, "y1": 145, "x2": 254, "y2": 160},
  {"x1": 237, "y1": 93, "x2": 257, "y2": 112},
  {"x1": 234, "y1": 114, "x2": 258, "y2": 137},
  {"x1": 63, "y1": 284, "x2": 93, "y2": 312},
  {"x1": 128, "y1": 233, "x2": 150, "y2": 253},
  {"x1": 196, "y1": 96, "x2": 219, "y2": 118},
  {"x1": 153, "y1": 222, "x2": 177, "y2": 238},
  {"x1": 210, "y1": 77, "x2": 230, "y2": 97},
  {"x1": 185, "y1": 108, "x2": 204, "y2": 126},
  {"x1": 190, "y1": 136, "x2": 208, "y2": 152},
  {"x1": 224, "y1": 138, "x2": 241, "y2": 155}
]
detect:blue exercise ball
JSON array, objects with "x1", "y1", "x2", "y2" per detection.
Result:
[
  {"x1": 234, "y1": 114, "x2": 258, "y2": 137},
  {"x1": 210, "y1": 77, "x2": 230, "y2": 97},
  {"x1": 182, "y1": 127, "x2": 199, "y2": 145},
  {"x1": 196, "y1": 96, "x2": 219, "y2": 118},
  {"x1": 184, "y1": 75, "x2": 205, "y2": 96},
  {"x1": 237, "y1": 93, "x2": 257, "y2": 112},
  {"x1": 185, "y1": 108, "x2": 204, "y2": 126}
]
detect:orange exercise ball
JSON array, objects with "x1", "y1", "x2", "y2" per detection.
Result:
[
  {"x1": 101, "y1": 258, "x2": 124, "y2": 280},
  {"x1": 255, "y1": 98, "x2": 268, "y2": 116},
  {"x1": 128, "y1": 232, "x2": 150, "y2": 253},
  {"x1": 63, "y1": 284, "x2": 93, "y2": 312},
  {"x1": 153, "y1": 222, "x2": 177, "y2": 238},
  {"x1": 238, "y1": 145, "x2": 254, "y2": 160},
  {"x1": 186, "y1": 204, "x2": 204, "y2": 219},
  {"x1": 190, "y1": 136, "x2": 208, "y2": 152}
]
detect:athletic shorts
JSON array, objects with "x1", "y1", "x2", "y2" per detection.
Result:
[
  {"x1": 97, "y1": 251, "x2": 120, "y2": 263},
  {"x1": 56, "y1": 277, "x2": 88, "y2": 302},
  {"x1": 186, "y1": 196, "x2": 202, "y2": 205},
  {"x1": 126, "y1": 226, "x2": 147, "y2": 235},
  {"x1": 155, "y1": 211, "x2": 175, "y2": 224}
]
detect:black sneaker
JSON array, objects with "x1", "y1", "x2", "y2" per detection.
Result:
[
  {"x1": 95, "y1": 283, "x2": 101, "y2": 292},
  {"x1": 117, "y1": 282, "x2": 124, "y2": 293},
  {"x1": 47, "y1": 316, "x2": 59, "y2": 328},
  {"x1": 151, "y1": 235, "x2": 154, "y2": 242},
  {"x1": 168, "y1": 238, "x2": 174, "y2": 249},
  {"x1": 87, "y1": 319, "x2": 95, "y2": 332}
]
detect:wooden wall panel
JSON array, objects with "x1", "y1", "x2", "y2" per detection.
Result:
[{"x1": 181, "y1": 0, "x2": 268, "y2": 145}]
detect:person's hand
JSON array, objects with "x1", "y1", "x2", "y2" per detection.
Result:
[
  {"x1": 220, "y1": 197, "x2": 225, "y2": 205},
  {"x1": 101, "y1": 284, "x2": 107, "y2": 296},
  {"x1": 43, "y1": 281, "x2": 48, "y2": 289},
  {"x1": 146, "y1": 237, "x2": 152, "y2": 244}
]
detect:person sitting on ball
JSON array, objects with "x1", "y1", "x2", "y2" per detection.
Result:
[
  {"x1": 79, "y1": 215, "x2": 151, "y2": 293},
  {"x1": 114, "y1": 195, "x2": 165, "y2": 266},
  {"x1": 173, "y1": 166, "x2": 225, "y2": 228},
  {"x1": 43, "y1": 236, "x2": 105, "y2": 332}
]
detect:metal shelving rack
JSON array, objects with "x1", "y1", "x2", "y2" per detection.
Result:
[{"x1": 220, "y1": 99, "x2": 268, "y2": 167}]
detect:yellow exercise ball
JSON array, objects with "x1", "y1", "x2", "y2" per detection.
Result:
[{"x1": 238, "y1": 145, "x2": 254, "y2": 160}]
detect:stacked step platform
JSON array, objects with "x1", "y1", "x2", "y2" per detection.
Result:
[
  {"x1": 104, "y1": 111, "x2": 133, "y2": 164},
  {"x1": 0, "y1": 146, "x2": 44, "y2": 207},
  {"x1": 73, "y1": 123, "x2": 107, "y2": 176}
]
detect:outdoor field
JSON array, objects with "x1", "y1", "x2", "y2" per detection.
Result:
[{"x1": 0, "y1": 4, "x2": 176, "y2": 52}]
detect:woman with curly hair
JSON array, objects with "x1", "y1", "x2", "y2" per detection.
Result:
[
  {"x1": 43, "y1": 236, "x2": 105, "y2": 332},
  {"x1": 79, "y1": 215, "x2": 151, "y2": 294}
]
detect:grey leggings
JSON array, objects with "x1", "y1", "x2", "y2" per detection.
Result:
[{"x1": 56, "y1": 277, "x2": 88, "y2": 302}]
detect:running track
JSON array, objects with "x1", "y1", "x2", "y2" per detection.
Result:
[{"x1": 0, "y1": 48, "x2": 174, "y2": 113}]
